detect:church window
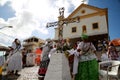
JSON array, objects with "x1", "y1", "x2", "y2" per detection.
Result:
[
  {"x1": 81, "y1": 10, "x2": 85, "y2": 14},
  {"x1": 82, "y1": 25, "x2": 87, "y2": 33},
  {"x1": 72, "y1": 27, "x2": 77, "y2": 33},
  {"x1": 92, "y1": 23, "x2": 99, "y2": 29}
]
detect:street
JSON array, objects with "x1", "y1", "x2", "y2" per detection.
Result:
[
  {"x1": 1, "y1": 52, "x2": 120, "y2": 80},
  {"x1": 2, "y1": 66, "x2": 40, "y2": 80}
]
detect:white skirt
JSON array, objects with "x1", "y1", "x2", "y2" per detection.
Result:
[
  {"x1": 7, "y1": 51, "x2": 22, "y2": 71},
  {"x1": 72, "y1": 55, "x2": 79, "y2": 75}
]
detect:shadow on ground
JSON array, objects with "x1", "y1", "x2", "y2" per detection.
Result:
[{"x1": 0, "y1": 74, "x2": 19, "y2": 80}]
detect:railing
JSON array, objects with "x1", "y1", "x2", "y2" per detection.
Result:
[{"x1": 23, "y1": 42, "x2": 38, "y2": 46}]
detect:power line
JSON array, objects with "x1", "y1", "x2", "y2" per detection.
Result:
[{"x1": 0, "y1": 31, "x2": 15, "y2": 39}]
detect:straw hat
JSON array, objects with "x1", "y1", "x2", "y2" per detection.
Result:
[{"x1": 46, "y1": 38, "x2": 52, "y2": 42}]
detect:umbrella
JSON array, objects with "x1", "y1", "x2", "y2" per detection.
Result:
[{"x1": 111, "y1": 38, "x2": 120, "y2": 46}]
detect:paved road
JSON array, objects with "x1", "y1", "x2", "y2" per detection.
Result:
[
  {"x1": 18, "y1": 66, "x2": 39, "y2": 80},
  {"x1": 2, "y1": 66, "x2": 40, "y2": 80},
  {"x1": 1, "y1": 52, "x2": 120, "y2": 80}
]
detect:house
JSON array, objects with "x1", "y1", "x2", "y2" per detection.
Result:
[
  {"x1": 54, "y1": 4, "x2": 109, "y2": 46},
  {"x1": 22, "y1": 36, "x2": 45, "y2": 53}
]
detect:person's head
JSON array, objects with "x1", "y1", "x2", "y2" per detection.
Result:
[
  {"x1": 14, "y1": 38, "x2": 21, "y2": 45},
  {"x1": 66, "y1": 38, "x2": 70, "y2": 42},
  {"x1": 46, "y1": 38, "x2": 52, "y2": 44},
  {"x1": 108, "y1": 42, "x2": 114, "y2": 46},
  {"x1": 8, "y1": 46, "x2": 14, "y2": 51},
  {"x1": 54, "y1": 45, "x2": 57, "y2": 48},
  {"x1": 73, "y1": 43, "x2": 77, "y2": 49},
  {"x1": 14, "y1": 38, "x2": 18, "y2": 42},
  {"x1": 81, "y1": 34, "x2": 89, "y2": 42},
  {"x1": 45, "y1": 38, "x2": 53, "y2": 47}
]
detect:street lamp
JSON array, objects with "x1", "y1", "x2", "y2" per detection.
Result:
[{"x1": 0, "y1": 26, "x2": 13, "y2": 29}]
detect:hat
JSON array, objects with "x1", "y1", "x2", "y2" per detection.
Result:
[
  {"x1": 81, "y1": 34, "x2": 88, "y2": 40},
  {"x1": 46, "y1": 38, "x2": 52, "y2": 42}
]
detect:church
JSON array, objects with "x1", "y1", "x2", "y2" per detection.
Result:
[{"x1": 54, "y1": 3, "x2": 109, "y2": 47}]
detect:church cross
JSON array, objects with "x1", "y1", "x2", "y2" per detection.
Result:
[{"x1": 46, "y1": 7, "x2": 80, "y2": 41}]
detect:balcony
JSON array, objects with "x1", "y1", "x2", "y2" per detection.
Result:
[{"x1": 23, "y1": 42, "x2": 39, "y2": 47}]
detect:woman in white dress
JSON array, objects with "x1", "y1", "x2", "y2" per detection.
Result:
[
  {"x1": 26, "y1": 51, "x2": 36, "y2": 66},
  {"x1": 101, "y1": 49, "x2": 111, "y2": 67},
  {"x1": 38, "y1": 39, "x2": 53, "y2": 78},
  {"x1": 7, "y1": 38, "x2": 22, "y2": 76},
  {"x1": 48, "y1": 45, "x2": 57, "y2": 58},
  {"x1": 75, "y1": 34, "x2": 99, "y2": 80}
]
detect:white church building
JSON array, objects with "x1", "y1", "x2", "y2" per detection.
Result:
[{"x1": 54, "y1": 4, "x2": 109, "y2": 46}]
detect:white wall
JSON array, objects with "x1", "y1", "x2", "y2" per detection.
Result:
[
  {"x1": 72, "y1": 7, "x2": 98, "y2": 17},
  {"x1": 61, "y1": 15, "x2": 108, "y2": 39},
  {"x1": 54, "y1": 6, "x2": 108, "y2": 40}
]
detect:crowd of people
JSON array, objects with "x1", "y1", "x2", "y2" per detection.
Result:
[
  {"x1": 66, "y1": 34, "x2": 98, "y2": 80},
  {"x1": 37, "y1": 34, "x2": 120, "y2": 80},
  {"x1": 66, "y1": 34, "x2": 120, "y2": 80},
  {"x1": 1, "y1": 38, "x2": 37, "y2": 77},
  {"x1": 0, "y1": 34, "x2": 120, "y2": 80}
]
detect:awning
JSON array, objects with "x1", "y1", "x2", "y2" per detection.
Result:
[{"x1": 0, "y1": 44, "x2": 9, "y2": 51}]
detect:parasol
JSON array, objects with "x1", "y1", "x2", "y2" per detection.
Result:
[{"x1": 111, "y1": 38, "x2": 120, "y2": 46}]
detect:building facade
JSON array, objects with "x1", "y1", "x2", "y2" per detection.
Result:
[
  {"x1": 54, "y1": 4, "x2": 109, "y2": 46},
  {"x1": 22, "y1": 36, "x2": 45, "y2": 53}
]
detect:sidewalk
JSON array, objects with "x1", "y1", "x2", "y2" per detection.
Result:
[{"x1": 2, "y1": 66, "x2": 39, "y2": 80}]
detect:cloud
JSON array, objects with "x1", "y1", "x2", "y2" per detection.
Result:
[
  {"x1": 0, "y1": 0, "x2": 10, "y2": 6},
  {"x1": 0, "y1": 0, "x2": 89, "y2": 46}
]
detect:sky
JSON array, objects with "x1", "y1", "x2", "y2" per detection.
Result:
[{"x1": 0, "y1": 0, "x2": 120, "y2": 46}]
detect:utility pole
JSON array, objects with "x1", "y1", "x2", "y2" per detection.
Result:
[{"x1": 46, "y1": 7, "x2": 80, "y2": 52}]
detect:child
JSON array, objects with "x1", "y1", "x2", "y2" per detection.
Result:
[
  {"x1": 48, "y1": 45, "x2": 57, "y2": 58},
  {"x1": 101, "y1": 49, "x2": 111, "y2": 67},
  {"x1": 67, "y1": 43, "x2": 80, "y2": 80}
]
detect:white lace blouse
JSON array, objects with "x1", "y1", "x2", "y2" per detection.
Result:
[{"x1": 77, "y1": 41, "x2": 97, "y2": 62}]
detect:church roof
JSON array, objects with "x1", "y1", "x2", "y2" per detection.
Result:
[{"x1": 67, "y1": 3, "x2": 107, "y2": 18}]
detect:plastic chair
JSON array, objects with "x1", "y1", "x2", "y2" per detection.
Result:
[{"x1": 99, "y1": 60, "x2": 120, "y2": 80}]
